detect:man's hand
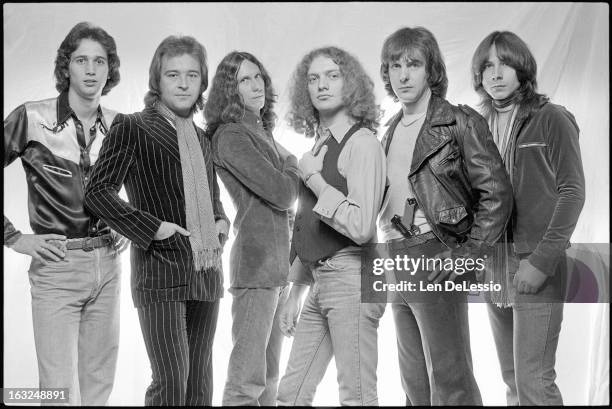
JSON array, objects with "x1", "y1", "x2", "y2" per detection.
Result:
[
  {"x1": 215, "y1": 219, "x2": 229, "y2": 247},
  {"x1": 427, "y1": 248, "x2": 459, "y2": 284},
  {"x1": 8, "y1": 233, "x2": 66, "y2": 265},
  {"x1": 279, "y1": 295, "x2": 301, "y2": 337},
  {"x1": 153, "y1": 222, "x2": 191, "y2": 240},
  {"x1": 111, "y1": 231, "x2": 130, "y2": 254},
  {"x1": 298, "y1": 145, "x2": 328, "y2": 182},
  {"x1": 513, "y1": 258, "x2": 548, "y2": 294}
]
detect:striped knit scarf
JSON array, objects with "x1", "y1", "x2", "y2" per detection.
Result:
[
  {"x1": 487, "y1": 101, "x2": 520, "y2": 307},
  {"x1": 156, "y1": 102, "x2": 222, "y2": 274}
]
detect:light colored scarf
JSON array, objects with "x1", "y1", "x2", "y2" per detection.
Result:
[
  {"x1": 487, "y1": 102, "x2": 520, "y2": 307},
  {"x1": 156, "y1": 102, "x2": 221, "y2": 274}
]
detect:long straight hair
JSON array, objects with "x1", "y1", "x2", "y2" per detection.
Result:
[{"x1": 471, "y1": 31, "x2": 548, "y2": 118}]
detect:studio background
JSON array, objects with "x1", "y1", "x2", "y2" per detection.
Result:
[{"x1": 3, "y1": 2, "x2": 609, "y2": 405}]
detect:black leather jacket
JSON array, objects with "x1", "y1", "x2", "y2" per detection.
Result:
[{"x1": 382, "y1": 95, "x2": 512, "y2": 256}]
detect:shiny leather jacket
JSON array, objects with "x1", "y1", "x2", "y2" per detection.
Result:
[
  {"x1": 382, "y1": 95, "x2": 512, "y2": 256},
  {"x1": 4, "y1": 93, "x2": 117, "y2": 241}
]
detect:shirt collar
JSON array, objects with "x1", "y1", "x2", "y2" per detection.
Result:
[
  {"x1": 56, "y1": 91, "x2": 108, "y2": 132},
  {"x1": 317, "y1": 115, "x2": 354, "y2": 143}
]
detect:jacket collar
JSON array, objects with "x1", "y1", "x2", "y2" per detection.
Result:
[
  {"x1": 56, "y1": 91, "x2": 108, "y2": 133},
  {"x1": 384, "y1": 95, "x2": 456, "y2": 175},
  {"x1": 240, "y1": 109, "x2": 264, "y2": 129}
]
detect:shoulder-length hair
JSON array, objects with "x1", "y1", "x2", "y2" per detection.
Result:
[
  {"x1": 287, "y1": 46, "x2": 381, "y2": 138},
  {"x1": 204, "y1": 51, "x2": 277, "y2": 137},
  {"x1": 471, "y1": 31, "x2": 548, "y2": 118},
  {"x1": 144, "y1": 35, "x2": 208, "y2": 113},
  {"x1": 380, "y1": 27, "x2": 448, "y2": 101},
  {"x1": 54, "y1": 22, "x2": 120, "y2": 96}
]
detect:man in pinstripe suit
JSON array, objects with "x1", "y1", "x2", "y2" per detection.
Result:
[{"x1": 84, "y1": 36, "x2": 229, "y2": 406}]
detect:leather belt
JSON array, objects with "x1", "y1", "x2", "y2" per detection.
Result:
[
  {"x1": 66, "y1": 234, "x2": 113, "y2": 252},
  {"x1": 387, "y1": 231, "x2": 438, "y2": 251}
]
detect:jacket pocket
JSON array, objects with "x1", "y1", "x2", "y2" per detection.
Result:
[
  {"x1": 42, "y1": 164, "x2": 72, "y2": 177},
  {"x1": 151, "y1": 232, "x2": 181, "y2": 250},
  {"x1": 517, "y1": 142, "x2": 547, "y2": 148},
  {"x1": 437, "y1": 206, "x2": 468, "y2": 225}
]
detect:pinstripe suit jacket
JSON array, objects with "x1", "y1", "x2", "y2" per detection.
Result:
[{"x1": 84, "y1": 106, "x2": 228, "y2": 307}]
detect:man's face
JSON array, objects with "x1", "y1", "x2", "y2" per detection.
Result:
[
  {"x1": 159, "y1": 53, "x2": 202, "y2": 117},
  {"x1": 237, "y1": 59, "x2": 265, "y2": 115},
  {"x1": 68, "y1": 38, "x2": 109, "y2": 100},
  {"x1": 307, "y1": 55, "x2": 345, "y2": 116},
  {"x1": 481, "y1": 44, "x2": 521, "y2": 101},
  {"x1": 388, "y1": 49, "x2": 430, "y2": 107}
]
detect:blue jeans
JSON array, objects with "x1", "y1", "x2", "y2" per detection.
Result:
[
  {"x1": 223, "y1": 287, "x2": 285, "y2": 406},
  {"x1": 28, "y1": 246, "x2": 121, "y2": 406},
  {"x1": 277, "y1": 250, "x2": 386, "y2": 406},
  {"x1": 487, "y1": 302, "x2": 564, "y2": 406},
  {"x1": 487, "y1": 254, "x2": 565, "y2": 405}
]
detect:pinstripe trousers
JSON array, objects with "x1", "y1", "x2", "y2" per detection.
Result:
[{"x1": 137, "y1": 300, "x2": 220, "y2": 406}]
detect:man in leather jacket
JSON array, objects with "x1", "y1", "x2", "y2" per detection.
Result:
[{"x1": 378, "y1": 26, "x2": 512, "y2": 405}]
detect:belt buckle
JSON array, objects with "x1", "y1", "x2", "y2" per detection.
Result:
[{"x1": 82, "y1": 237, "x2": 95, "y2": 252}]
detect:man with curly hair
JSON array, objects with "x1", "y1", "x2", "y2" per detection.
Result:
[
  {"x1": 378, "y1": 26, "x2": 512, "y2": 405},
  {"x1": 204, "y1": 51, "x2": 299, "y2": 406},
  {"x1": 85, "y1": 35, "x2": 229, "y2": 405},
  {"x1": 276, "y1": 46, "x2": 387, "y2": 406},
  {"x1": 4, "y1": 22, "x2": 123, "y2": 405}
]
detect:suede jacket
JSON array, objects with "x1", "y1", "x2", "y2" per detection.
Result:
[
  {"x1": 212, "y1": 114, "x2": 299, "y2": 288},
  {"x1": 382, "y1": 95, "x2": 513, "y2": 256}
]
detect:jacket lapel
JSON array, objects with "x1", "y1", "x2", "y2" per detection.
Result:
[
  {"x1": 409, "y1": 96, "x2": 455, "y2": 176},
  {"x1": 138, "y1": 107, "x2": 182, "y2": 164}
]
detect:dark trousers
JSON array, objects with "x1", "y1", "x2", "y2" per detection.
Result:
[
  {"x1": 389, "y1": 237, "x2": 482, "y2": 405},
  {"x1": 137, "y1": 300, "x2": 220, "y2": 406}
]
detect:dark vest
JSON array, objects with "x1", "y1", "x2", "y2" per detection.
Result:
[{"x1": 290, "y1": 124, "x2": 361, "y2": 263}]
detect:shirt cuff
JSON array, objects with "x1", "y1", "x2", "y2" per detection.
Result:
[
  {"x1": 312, "y1": 184, "x2": 346, "y2": 219},
  {"x1": 527, "y1": 251, "x2": 562, "y2": 277}
]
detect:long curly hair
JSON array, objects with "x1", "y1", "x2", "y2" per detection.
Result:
[
  {"x1": 287, "y1": 46, "x2": 381, "y2": 138},
  {"x1": 471, "y1": 31, "x2": 548, "y2": 119},
  {"x1": 54, "y1": 22, "x2": 120, "y2": 96},
  {"x1": 380, "y1": 27, "x2": 448, "y2": 101},
  {"x1": 204, "y1": 51, "x2": 277, "y2": 137},
  {"x1": 144, "y1": 35, "x2": 208, "y2": 114}
]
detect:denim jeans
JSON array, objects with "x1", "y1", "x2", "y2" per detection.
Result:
[
  {"x1": 487, "y1": 253, "x2": 565, "y2": 405},
  {"x1": 389, "y1": 238, "x2": 482, "y2": 406},
  {"x1": 223, "y1": 287, "x2": 285, "y2": 406},
  {"x1": 28, "y1": 246, "x2": 121, "y2": 406},
  {"x1": 277, "y1": 250, "x2": 386, "y2": 406}
]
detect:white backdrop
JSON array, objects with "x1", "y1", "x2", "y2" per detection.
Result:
[{"x1": 3, "y1": 2, "x2": 609, "y2": 406}]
